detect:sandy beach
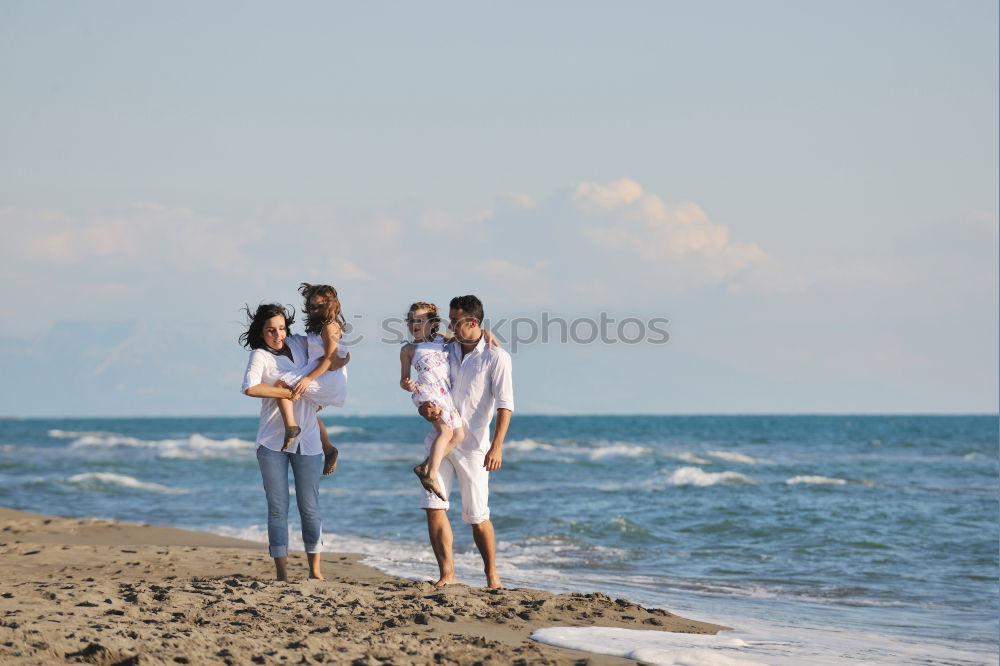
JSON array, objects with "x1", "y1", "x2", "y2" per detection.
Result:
[{"x1": 0, "y1": 506, "x2": 725, "y2": 665}]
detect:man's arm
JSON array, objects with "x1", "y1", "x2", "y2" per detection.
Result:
[
  {"x1": 484, "y1": 408, "x2": 511, "y2": 471},
  {"x1": 484, "y1": 349, "x2": 514, "y2": 471}
]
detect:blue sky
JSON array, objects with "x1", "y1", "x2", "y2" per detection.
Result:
[{"x1": 1, "y1": 1, "x2": 996, "y2": 416}]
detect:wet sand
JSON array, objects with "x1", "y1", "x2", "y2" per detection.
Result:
[{"x1": 0, "y1": 506, "x2": 726, "y2": 665}]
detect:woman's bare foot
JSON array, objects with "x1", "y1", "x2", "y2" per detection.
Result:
[
  {"x1": 414, "y1": 463, "x2": 446, "y2": 501},
  {"x1": 274, "y1": 557, "x2": 289, "y2": 581},
  {"x1": 307, "y1": 553, "x2": 324, "y2": 580},
  {"x1": 434, "y1": 574, "x2": 457, "y2": 586},
  {"x1": 485, "y1": 571, "x2": 502, "y2": 589},
  {"x1": 323, "y1": 446, "x2": 339, "y2": 475},
  {"x1": 281, "y1": 425, "x2": 301, "y2": 451}
]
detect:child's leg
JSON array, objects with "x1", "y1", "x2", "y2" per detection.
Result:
[
  {"x1": 317, "y1": 416, "x2": 338, "y2": 476},
  {"x1": 275, "y1": 380, "x2": 300, "y2": 451},
  {"x1": 414, "y1": 420, "x2": 452, "y2": 501},
  {"x1": 425, "y1": 421, "x2": 454, "y2": 477}
]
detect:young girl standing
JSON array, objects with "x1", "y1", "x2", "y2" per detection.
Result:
[{"x1": 276, "y1": 283, "x2": 349, "y2": 476}]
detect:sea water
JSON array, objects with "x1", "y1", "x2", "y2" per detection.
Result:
[{"x1": 1, "y1": 415, "x2": 996, "y2": 664}]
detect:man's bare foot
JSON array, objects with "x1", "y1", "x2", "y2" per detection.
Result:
[
  {"x1": 323, "y1": 446, "x2": 339, "y2": 475},
  {"x1": 434, "y1": 574, "x2": 457, "y2": 586},
  {"x1": 414, "y1": 464, "x2": 446, "y2": 501},
  {"x1": 309, "y1": 572, "x2": 326, "y2": 581},
  {"x1": 281, "y1": 425, "x2": 301, "y2": 451}
]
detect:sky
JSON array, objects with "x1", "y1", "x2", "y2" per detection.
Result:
[{"x1": 1, "y1": 0, "x2": 996, "y2": 417}]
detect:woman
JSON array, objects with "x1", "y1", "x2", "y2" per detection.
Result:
[{"x1": 239, "y1": 303, "x2": 349, "y2": 581}]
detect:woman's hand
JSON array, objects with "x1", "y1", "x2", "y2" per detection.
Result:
[
  {"x1": 293, "y1": 377, "x2": 314, "y2": 398},
  {"x1": 400, "y1": 378, "x2": 417, "y2": 392}
]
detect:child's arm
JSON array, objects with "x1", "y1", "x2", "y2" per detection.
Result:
[
  {"x1": 399, "y1": 344, "x2": 417, "y2": 392},
  {"x1": 291, "y1": 322, "x2": 341, "y2": 398}
]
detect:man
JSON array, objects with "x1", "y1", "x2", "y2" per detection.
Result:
[{"x1": 418, "y1": 295, "x2": 513, "y2": 588}]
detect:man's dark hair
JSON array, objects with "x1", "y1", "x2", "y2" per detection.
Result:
[
  {"x1": 239, "y1": 303, "x2": 295, "y2": 350},
  {"x1": 449, "y1": 295, "x2": 484, "y2": 324}
]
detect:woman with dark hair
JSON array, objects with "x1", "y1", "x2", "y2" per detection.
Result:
[{"x1": 240, "y1": 303, "x2": 349, "y2": 581}]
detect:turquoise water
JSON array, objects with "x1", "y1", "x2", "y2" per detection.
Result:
[{"x1": 1, "y1": 415, "x2": 996, "y2": 664}]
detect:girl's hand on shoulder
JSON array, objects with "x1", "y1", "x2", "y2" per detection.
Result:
[{"x1": 483, "y1": 329, "x2": 502, "y2": 348}]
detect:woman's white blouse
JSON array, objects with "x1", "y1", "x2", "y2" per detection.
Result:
[{"x1": 241, "y1": 335, "x2": 322, "y2": 455}]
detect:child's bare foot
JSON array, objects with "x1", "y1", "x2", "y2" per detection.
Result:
[
  {"x1": 281, "y1": 425, "x2": 300, "y2": 451},
  {"x1": 323, "y1": 446, "x2": 339, "y2": 475},
  {"x1": 414, "y1": 463, "x2": 446, "y2": 501}
]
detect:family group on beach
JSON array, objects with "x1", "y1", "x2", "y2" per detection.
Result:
[{"x1": 239, "y1": 284, "x2": 514, "y2": 588}]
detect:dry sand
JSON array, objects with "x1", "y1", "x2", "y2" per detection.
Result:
[{"x1": 0, "y1": 506, "x2": 726, "y2": 665}]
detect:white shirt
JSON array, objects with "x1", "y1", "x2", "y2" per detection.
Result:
[
  {"x1": 447, "y1": 336, "x2": 514, "y2": 454},
  {"x1": 241, "y1": 334, "x2": 321, "y2": 455}
]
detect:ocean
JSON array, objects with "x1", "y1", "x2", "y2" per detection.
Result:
[{"x1": 1, "y1": 415, "x2": 996, "y2": 665}]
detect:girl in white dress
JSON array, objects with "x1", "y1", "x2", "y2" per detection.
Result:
[
  {"x1": 276, "y1": 283, "x2": 350, "y2": 476},
  {"x1": 399, "y1": 302, "x2": 465, "y2": 500}
]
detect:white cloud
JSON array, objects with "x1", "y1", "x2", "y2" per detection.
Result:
[
  {"x1": 477, "y1": 259, "x2": 544, "y2": 281},
  {"x1": 419, "y1": 207, "x2": 494, "y2": 234},
  {"x1": 9, "y1": 204, "x2": 254, "y2": 276},
  {"x1": 327, "y1": 258, "x2": 371, "y2": 281},
  {"x1": 569, "y1": 180, "x2": 767, "y2": 285},
  {"x1": 571, "y1": 178, "x2": 644, "y2": 212},
  {"x1": 366, "y1": 215, "x2": 402, "y2": 241},
  {"x1": 501, "y1": 192, "x2": 538, "y2": 210}
]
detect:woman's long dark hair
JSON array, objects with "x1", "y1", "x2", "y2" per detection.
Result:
[{"x1": 239, "y1": 303, "x2": 295, "y2": 350}]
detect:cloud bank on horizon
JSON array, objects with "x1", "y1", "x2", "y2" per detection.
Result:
[{"x1": 1, "y1": 175, "x2": 996, "y2": 416}]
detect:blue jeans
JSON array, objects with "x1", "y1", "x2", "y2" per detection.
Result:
[{"x1": 256, "y1": 446, "x2": 324, "y2": 558}]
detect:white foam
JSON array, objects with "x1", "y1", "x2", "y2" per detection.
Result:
[
  {"x1": 531, "y1": 621, "x2": 998, "y2": 666},
  {"x1": 785, "y1": 476, "x2": 847, "y2": 486},
  {"x1": 325, "y1": 425, "x2": 362, "y2": 435},
  {"x1": 66, "y1": 472, "x2": 186, "y2": 494},
  {"x1": 532, "y1": 627, "x2": 766, "y2": 666},
  {"x1": 68, "y1": 433, "x2": 254, "y2": 459},
  {"x1": 707, "y1": 451, "x2": 766, "y2": 465},
  {"x1": 666, "y1": 467, "x2": 754, "y2": 486},
  {"x1": 48, "y1": 429, "x2": 118, "y2": 439},
  {"x1": 501, "y1": 535, "x2": 630, "y2": 569},
  {"x1": 505, "y1": 438, "x2": 554, "y2": 452},
  {"x1": 670, "y1": 452, "x2": 712, "y2": 465},
  {"x1": 589, "y1": 444, "x2": 651, "y2": 459}
]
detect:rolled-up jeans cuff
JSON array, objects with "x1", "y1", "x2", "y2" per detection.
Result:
[
  {"x1": 304, "y1": 542, "x2": 323, "y2": 554},
  {"x1": 269, "y1": 545, "x2": 289, "y2": 558}
]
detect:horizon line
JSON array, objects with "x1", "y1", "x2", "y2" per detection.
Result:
[{"x1": 2, "y1": 412, "x2": 998, "y2": 420}]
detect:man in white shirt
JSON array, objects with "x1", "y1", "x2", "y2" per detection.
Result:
[{"x1": 418, "y1": 295, "x2": 513, "y2": 588}]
